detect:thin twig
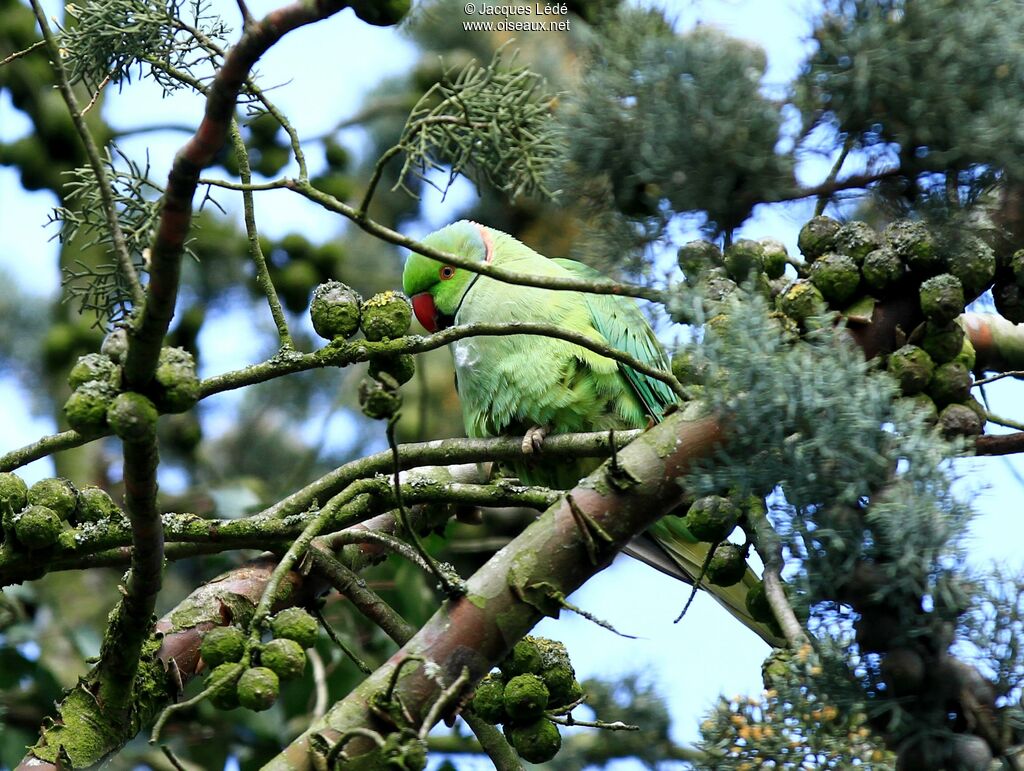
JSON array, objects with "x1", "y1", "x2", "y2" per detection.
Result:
[
  {"x1": 973, "y1": 370, "x2": 1024, "y2": 387},
  {"x1": 0, "y1": 39, "x2": 45, "y2": 67},
  {"x1": 815, "y1": 134, "x2": 855, "y2": 216},
  {"x1": 312, "y1": 605, "x2": 372, "y2": 675},
  {"x1": 548, "y1": 714, "x2": 639, "y2": 730},
  {"x1": 419, "y1": 667, "x2": 472, "y2": 740}
]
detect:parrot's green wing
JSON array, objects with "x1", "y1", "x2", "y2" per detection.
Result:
[{"x1": 552, "y1": 258, "x2": 675, "y2": 421}]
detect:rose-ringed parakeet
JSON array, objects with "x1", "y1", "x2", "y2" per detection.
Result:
[{"x1": 402, "y1": 220, "x2": 781, "y2": 645}]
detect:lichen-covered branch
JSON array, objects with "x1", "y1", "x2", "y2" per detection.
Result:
[
  {"x1": 0, "y1": 429, "x2": 91, "y2": 472},
  {"x1": 264, "y1": 413, "x2": 724, "y2": 770}
]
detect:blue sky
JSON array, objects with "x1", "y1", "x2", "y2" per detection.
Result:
[{"x1": 2, "y1": 0, "x2": 1024, "y2": 767}]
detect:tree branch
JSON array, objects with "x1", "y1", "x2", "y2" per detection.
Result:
[{"x1": 264, "y1": 413, "x2": 724, "y2": 769}]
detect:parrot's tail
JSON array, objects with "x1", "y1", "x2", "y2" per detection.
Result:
[{"x1": 627, "y1": 519, "x2": 786, "y2": 647}]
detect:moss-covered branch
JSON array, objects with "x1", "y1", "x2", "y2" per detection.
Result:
[{"x1": 264, "y1": 413, "x2": 724, "y2": 770}]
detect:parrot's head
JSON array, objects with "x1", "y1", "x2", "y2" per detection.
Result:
[{"x1": 402, "y1": 220, "x2": 493, "y2": 332}]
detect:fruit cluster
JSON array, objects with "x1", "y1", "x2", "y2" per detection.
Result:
[
  {"x1": 201, "y1": 607, "x2": 317, "y2": 712},
  {"x1": 470, "y1": 636, "x2": 583, "y2": 764},
  {"x1": 63, "y1": 331, "x2": 199, "y2": 437},
  {"x1": 0, "y1": 472, "x2": 122, "y2": 550}
]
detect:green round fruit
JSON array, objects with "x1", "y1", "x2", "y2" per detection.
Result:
[
  {"x1": 154, "y1": 347, "x2": 200, "y2": 414},
  {"x1": 237, "y1": 666, "x2": 279, "y2": 711},
  {"x1": 929, "y1": 361, "x2": 972, "y2": 406},
  {"x1": 510, "y1": 718, "x2": 561, "y2": 764},
  {"x1": 684, "y1": 495, "x2": 740, "y2": 543},
  {"x1": 758, "y1": 238, "x2": 788, "y2": 280},
  {"x1": 501, "y1": 638, "x2": 544, "y2": 678},
  {"x1": 107, "y1": 392, "x2": 159, "y2": 443},
  {"x1": 540, "y1": 664, "x2": 578, "y2": 708},
  {"x1": 920, "y1": 321, "x2": 965, "y2": 365},
  {"x1": 938, "y1": 403, "x2": 983, "y2": 439},
  {"x1": 201, "y1": 626, "x2": 247, "y2": 668},
  {"x1": 260, "y1": 637, "x2": 306, "y2": 680},
  {"x1": 503, "y1": 674, "x2": 549, "y2": 721},
  {"x1": 954, "y1": 335, "x2": 976, "y2": 372},
  {"x1": 887, "y1": 345, "x2": 935, "y2": 396},
  {"x1": 809, "y1": 252, "x2": 860, "y2": 305},
  {"x1": 269, "y1": 607, "x2": 318, "y2": 648},
  {"x1": 677, "y1": 239, "x2": 723, "y2": 284},
  {"x1": 350, "y1": 0, "x2": 411, "y2": 26},
  {"x1": 962, "y1": 396, "x2": 987, "y2": 426},
  {"x1": 0, "y1": 472, "x2": 28, "y2": 514},
  {"x1": 74, "y1": 486, "x2": 121, "y2": 524},
  {"x1": 360, "y1": 291, "x2": 413, "y2": 341},
  {"x1": 471, "y1": 673, "x2": 507, "y2": 724},
  {"x1": 534, "y1": 637, "x2": 571, "y2": 672},
  {"x1": 276, "y1": 260, "x2": 320, "y2": 313},
  {"x1": 744, "y1": 580, "x2": 775, "y2": 624},
  {"x1": 861, "y1": 246, "x2": 904, "y2": 293},
  {"x1": 359, "y1": 376, "x2": 402, "y2": 420},
  {"x1": 280, "y1": 233, "x2": 312, "y2": 261},
  {"x1": 68, "y1": 352, "x2": 120, "y2": 390},
  {"x1": 64, "y1": 380, "x2": 117, "y2": 433},
  {"x1": 15, "y1": 505, "x2": 63, "y2": 549},
  {"x1": 368, "y1": 353, "x2": 416, "y2": 385},
  {"x1": 724, "y1": 239, "x2": 764, "y2": 281},
  {"x1": 706, "y1": 543, "x2": 747, "y2": 587},
  {"x1": 884, "y1": 220, "x2": 937, "y2": 275},
  {"x1": 323, "y1": 139, "x2": 351, "y2": 171},
  {"x1": 919, "y1": 273, "x2": 964, "y2": 326},
  {"x1": 797, "y1": 216, "x2": 840, "y2": 261},
  {"x1": 900, "y1": 393, "x2": 939, "y2": 425},
  {"x1": 833, "y1": 221, "x2": 879, "y2": 264},
  {"x1": 310, "y1": 280, "x2": 362, "y2": 340},
  {"x1": 28, "y1": 478, "x2": 77, "y2": 520},
  {"x1": 206, "y1": 662, "x2": 244, "y2": 710},
  {"x1": 777, "y1": 279, "x2": 826, "y2": 323},
  {"x1": 946, "y1": 233, "x2": 996, "y2": 300}
]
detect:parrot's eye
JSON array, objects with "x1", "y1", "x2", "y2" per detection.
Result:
[{"x1": 439, "y1": 265, "x2": 456, "y2": 280}]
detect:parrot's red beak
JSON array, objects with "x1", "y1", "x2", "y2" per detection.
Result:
[{"x1": 411, "y1": 292, "x2": 439, "y2": 332}]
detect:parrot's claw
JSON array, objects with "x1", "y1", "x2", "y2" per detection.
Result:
[{"x1": 521, "y1": 425, "x2": 548, "y2": 454}]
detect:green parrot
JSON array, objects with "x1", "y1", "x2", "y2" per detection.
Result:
[{"x1": 402, "y1": 220, "x2": 781, "y2": 645}]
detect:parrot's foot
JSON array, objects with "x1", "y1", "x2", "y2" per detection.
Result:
[{"x1": 521, "y1": 425, "x2": 548, "y2": 454}]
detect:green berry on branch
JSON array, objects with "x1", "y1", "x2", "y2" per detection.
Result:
[
  {"x1": 745, "y1": 580, "x2": 775, "y2": 624},
  {"x1": 962, "y1": 395, "x2": 987, "y2": 425},
  {"x1": 0, "y1": 472, "x2": 28, "y2": 514},
  {"x1": 360, "y1": 291, "x2": 413, "y2": 341},
  {"x1": 929, "y1": 361, "x2": 972, "y2": 406},
  {"x1": 899, "y1": 393, "x2": 939, "y2": 425},
  {"x1": 920, "y1": 321, "x2": 965, "y2": 365},
  {"x1": 540, "y1": 664, "x2": 578, "y2": 708},
  {"x1": 280, "y1": 232, "x2": 312, "y2": 261},
  {"x1": 919, "y1": 273, "x2": 964, "y2": 325},
  {"x1": 269, "y1": 607, "x2": 318, "y2": 648},
  {"x1": 64, "y1": 380, "x2": 117, "y2": 433},
  {"x1": 358, "y1": 376, "x2": 402, "y2": 420},
  {"x1": 206, "y1": 662, "x2": 244, "y2": 710},
  {"x1": 74, "y1": 486, "x2": 121, "y2": 524},
  {"x1": 260, "y1": 638, "x2": 307, "y2": 680},
  {"x1": 471, "y1": 673, "x2": 507, "y2": 724},
  {"x1": 201, "y1": 626, "x2": 247, "y2": 668},
  {"x1": 14, "y1": 505, "x2": 63, "y2": 549},
  {"x1": 368, "y1": 353, "x2": 416, "y2": 385},
  {"x1": 886, "y1": 345, "x2": 935, "y2": 396},
  {"x1": 955, "y1": 335, "x2": 976, "y2": 372},
  {"x1": 501, "y1": 638, "x2": 543, "y2": 678},
  {"x1": 509, "y1": 718, "x2": 561, "y2": 764},
  {"x1": 861, "y1": 245, "x2": 905, "y2": 293},
  {"x1": 68, "y1": 352, "x2": 120, "y2": 390},
  {"x1": 946, "y1": 233, "x2": 996, "y2": 300},
  {"x1": 237, "y1": 666, "x2": 280, "y2": 711},
  {"x1": 107, "y1": 392, "x2": 159, "y2": 443},
  {"x1": 310, "y1": 280, "x2": 362, "y2": 340},
  {"x1": 797, "y1": 215, "x2": 841, "y2": 261},
  {"x1": 677, "y1": 239, "x2": 723, "y2": 284},
  {"x1": 809, "y1": 252, "x2": 860, "y2": 305},
  {"x1": 706, "y1": 543, "x2": 747, "y2": 587},
  {"x1": 349, "y1": 0, "x2": 411, "y2": 26},
  {"x1": 938, "y1": 403, "x2": 983, "y2": 439},
  {"x1": 27, "y1": 478, "x2": 77, "y2": 521},
  {"x1": 759, "y1": 238, "x2": 788, "y2": 280},
  {"x1": 777, "y1": 279, "x2": 826, "y2": 323},
  {"x1": 101, "y1": 328, "x2": 129, "y2": 363},
  {"x1": 503, "y1": 674, "x2": 549, "y2": 721},
  {"x1": 885, "y1": 219, "x2": 937, "y2": 275},
  {"x1": 154, "y1": 347, "x2": 200, "y2": 414},
  {"x1": 323, "y1": 138, "x2": 350, "y2": 171},
  {"x1": 684, "y1": 495, "x2": 740, "y2": 543},
  {"x1": 276, "y1": 259, "x2": 320, "y2": 312},
  {"x1": 724, "y1": 239, "x2": 764, "y2": 281},
  {"x1": 833, "y1": 220, "x2": 880, "y2": 264}
]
